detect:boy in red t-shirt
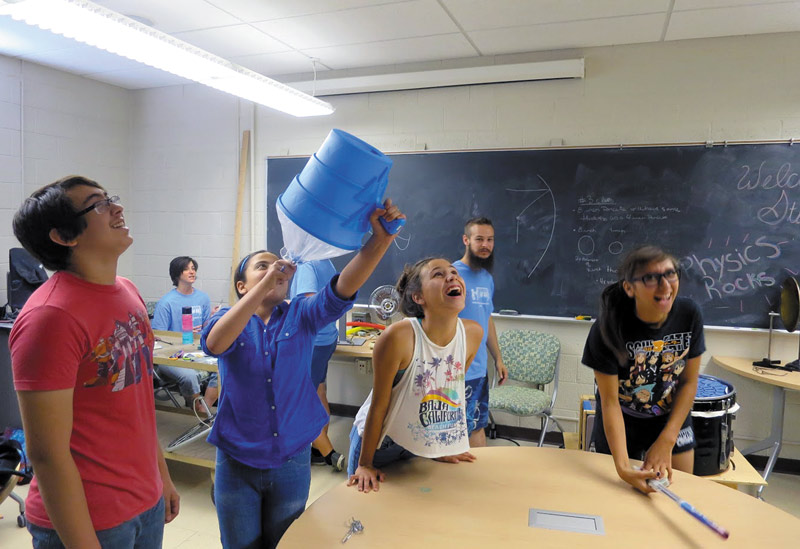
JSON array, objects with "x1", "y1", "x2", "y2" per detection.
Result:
[{"x1": 9, "y1": 175, "x2": 180, "y2": 548}]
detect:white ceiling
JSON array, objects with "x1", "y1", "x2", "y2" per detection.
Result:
[{"x1": 1, "y1": 0, "x2": 799, "y2": 91}]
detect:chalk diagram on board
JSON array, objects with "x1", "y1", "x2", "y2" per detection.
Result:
[
  {"x1": 507, "y1": 174, "x2": 556, "y2": 278},
  {"x1": 576, "y1": 235, "x2": 625, "y2": 256}
]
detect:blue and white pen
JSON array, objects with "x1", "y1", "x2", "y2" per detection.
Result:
[{"x1": 648, "y1": 477, "x2": 730, "y2": 540}]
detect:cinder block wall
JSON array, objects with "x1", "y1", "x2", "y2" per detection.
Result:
[{"x1": 0, "y1": 59, "x2": 131, "y2": 292}]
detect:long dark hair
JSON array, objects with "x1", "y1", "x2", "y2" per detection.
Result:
[{"x1": 598, "y1": 245, "x2": 679, "y2": 365}]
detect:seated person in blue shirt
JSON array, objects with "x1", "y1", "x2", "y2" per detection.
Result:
[
  {"x1": 201, "y1": 200, "x2": 405, "y2": 549},
  {"x1": 152, "y1": 256, "x2": 219, "y2": 416}
]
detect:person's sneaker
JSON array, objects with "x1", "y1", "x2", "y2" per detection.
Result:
[
  {"x1": 326, "y1": 450, "x2": 346, "y2": 472},
  {"x1": 310, "y1": 447, "x2": 326, "y2": 465}
]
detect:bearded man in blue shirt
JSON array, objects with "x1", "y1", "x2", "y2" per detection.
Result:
[{"x1": 454, "y1": 217, "x2": 508, "y2": 447}]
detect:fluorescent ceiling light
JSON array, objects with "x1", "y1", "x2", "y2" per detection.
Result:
[
  {"x1": 288, "y1": 59, "x2": 585, "y2": 97},
  {"x1": 0, "y1": 0, "x2": 334, "y2": 117}
]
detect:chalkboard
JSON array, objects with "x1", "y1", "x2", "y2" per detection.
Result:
[{"x1": 267, "y1": 144, "x2": 800, "y2": 328}]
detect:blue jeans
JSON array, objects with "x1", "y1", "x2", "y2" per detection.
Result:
[
  {"x1": 155, "y1": 364, "x2": 202, "y2": 397},
  {"x1": 347, "y1": 424, "x2": 415, "y2": 476},
  {"x1": 215, "y1": 447, "x2": 311, "y2": 549},
  {"x1": 28, "y1": 498, "x2": 164, "y2": 549}
]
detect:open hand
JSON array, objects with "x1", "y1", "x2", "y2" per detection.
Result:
[
  {"x1": 348, "y1": 465, "x2": 386, "y2": 493},
  {"x1": 434, "y1": 451, "x2": 477, "y2": 464}
]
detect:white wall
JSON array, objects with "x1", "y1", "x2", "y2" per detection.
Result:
[
  {"x1": 127, "y1": 85, "x2": 242, "y2": 303},
  {"x1": 3, "y1": 31, "x2": 800, "y2": 459},
  {"x1": 0, "y1": 57, "x2": 131, "y2": 297}
]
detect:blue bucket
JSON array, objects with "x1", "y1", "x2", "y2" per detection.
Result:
[
  {"x1": 277, "y1": 129, "x2": 396, "y2": 251},
  {"x1": 314, "y1": 129, "x2": 392, "y2": 185}
]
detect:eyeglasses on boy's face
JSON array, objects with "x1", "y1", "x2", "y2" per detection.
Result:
[
  {"x1": 628, "y1": 268, "x2": 680, "y2": 288},
  {"x1": 74, "y1": 195, "x2": 121, "y2": 217}
]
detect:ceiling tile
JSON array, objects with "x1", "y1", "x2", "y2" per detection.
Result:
[
  {"x1": 204, "y1": 0, "x2": 398, "y2": 22},
  {"x1": 94, "y1": 0, "x2": 240, "y2": 33},
  {"x1": 442, "y1": 0, "x2": 671, "y2": 31},
  {"x1": 252, "y1": 0, "x2": 458, "y2": 49},
  {"x1": 173, "y1": 24, "x2": 291, "y2": 57},
  {"x1": 230, "y1": 51, "x2": 328, "y2": 77},
  {"x1": 302, "y1": 33, "x2": 478, "y2": 70},
  {"x1": 3, "y1": 0, "x2": 799, "y2": 92},
  {"x1": 666, "y1": 3, "x2": 800, "y2": 41},
  {"x1": 469, "y1": 13, "x2": 666, "y2": 55}
]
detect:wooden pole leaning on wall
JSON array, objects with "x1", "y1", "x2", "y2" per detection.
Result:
[{"x1": 229, "y1": 130, "x2": 251, "y2": 306}]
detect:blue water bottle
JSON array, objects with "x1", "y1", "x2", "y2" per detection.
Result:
[{"x1": 181, "y1": 306, "x2": 193, "y2": 344}]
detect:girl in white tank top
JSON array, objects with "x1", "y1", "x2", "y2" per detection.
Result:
[
  {"x1": 348, "y1": 258, "x2": 483, "y2": 492},
  {"x1": 352, "y1": 316, "x2": 469, "y2": 456}
]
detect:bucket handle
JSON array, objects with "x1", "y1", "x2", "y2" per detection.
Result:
[
  {"x1": 379, "y1": 211, "x2": 405, "y2": 235},
  {"x1": 373, "y1": 170, "x2": 404, "y2": 234}
]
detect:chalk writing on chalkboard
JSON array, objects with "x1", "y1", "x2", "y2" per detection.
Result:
[{"x1": 267, "y1": 144, "x2": 799, "y2": 328}]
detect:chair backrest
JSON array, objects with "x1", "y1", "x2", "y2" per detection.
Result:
[{"x1": 498, "y1": 330, "x2": 560, "y2": 385}]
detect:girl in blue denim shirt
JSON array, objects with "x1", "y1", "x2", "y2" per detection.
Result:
[{"x1": 201, "y1": 200, "x2": 404, "y2": 548}]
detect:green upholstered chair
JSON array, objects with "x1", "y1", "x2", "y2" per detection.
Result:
[{"x1": 488, "y1": 330, "x2": 563, "y2": 447}]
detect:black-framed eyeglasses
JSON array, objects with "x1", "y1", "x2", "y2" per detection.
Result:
[
  {"x1": 74, "y1": 195, "x2": 120, "y2": 217},
  {"x1": 628, "y1": 268, "x2": 680, "y2": 288}
]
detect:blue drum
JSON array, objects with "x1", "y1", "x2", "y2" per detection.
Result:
[{"x1": 691, "y1": 375, "x2": 739, "y2": 476}]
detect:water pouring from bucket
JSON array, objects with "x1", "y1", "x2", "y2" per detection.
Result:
[{"x1": 277, "y1": 129, "x2": 405, "y2": 263}]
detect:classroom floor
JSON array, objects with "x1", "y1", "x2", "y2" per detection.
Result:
[{"x1": 2, "y1": 415, "x2": 799, "y2": 548}]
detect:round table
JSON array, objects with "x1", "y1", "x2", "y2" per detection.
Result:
[
  {"x1": 279, "y1": 446, "x2": 800, "y2": 548},
  {"x1": 713, "y1": 355, "x2": 800, "y2": 497}
]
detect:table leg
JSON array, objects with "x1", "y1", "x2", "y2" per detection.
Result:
[{"x1": 740, "y1": 386, "x2": 785, "y2": 499}]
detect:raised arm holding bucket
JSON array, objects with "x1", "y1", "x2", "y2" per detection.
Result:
[
  {"x1": 277, "y1": 129, "x2": 405, "y2": 263},
  {"x1": 201, "y1": 198, "x2": 404, "y2": 548}
]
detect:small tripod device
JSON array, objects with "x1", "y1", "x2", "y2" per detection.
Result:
[{"x1": 752, "y1": 311, "x2": 782, "y2": 369}]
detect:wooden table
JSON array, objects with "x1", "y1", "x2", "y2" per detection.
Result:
[
  {"x1": 702, "y1": 447, "x2": 766, "y2": 490},
  {"x1": 562, "y1": 433, "x2": 765, "y2": 491},
  {"x1": 152, "y1": 330, "x2": 216, "y2": 372},
  {"x1": 333, "y1": 339, "x2": 375, "y2": 359},
  {"x1": 712, "y1": 355, "x2": 800, "y2": 498},
  {"x1": 279, "y1": 447, "x2": 800, "y2": 548},
  {"x1": 152, "y1": 330, "x2": 374, "y2": 469}
]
